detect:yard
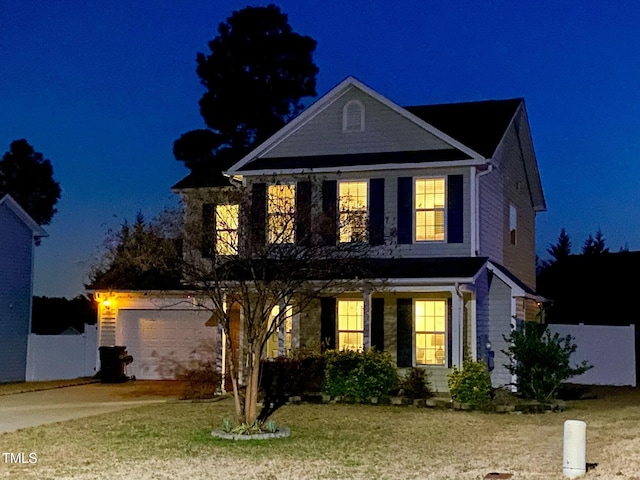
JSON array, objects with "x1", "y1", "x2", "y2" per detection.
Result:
[{"x1": 1, "y1": 386, "x2": 639, "y2": 480}]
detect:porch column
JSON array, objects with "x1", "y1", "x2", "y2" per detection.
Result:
[
  {"x1": 451, "y1": 290, "x2": 464, "y2": 369},
  {"x1": 362, "y1": 290, "x2": 372, "y2": 350},
  {"x1": 277, "y1": 300, "x2": 286, "y2": 356}
]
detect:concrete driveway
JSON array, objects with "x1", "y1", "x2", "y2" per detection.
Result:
[{"x1": 0, "y1": 381, "x2": 180, "y2": 433}]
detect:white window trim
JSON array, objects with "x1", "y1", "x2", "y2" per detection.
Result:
[
  {"x1": 336, "y1": 298, "x2": 365, "y2": 351},
  {"x1": 342, "y1": 99, "x2": 365, "y2": 132},
  {"x1": 337, "y1": 179, "x2": 369, "y2": 244},
  {"x1": 413, "y1": 298, "x2": 448, "y2": 367},
  {"x1": 267, "y1": 183, "x2": 296, "y2": 244},
  {"x1": 413, "y1": 176, "x2": 447, "y2": 243}
]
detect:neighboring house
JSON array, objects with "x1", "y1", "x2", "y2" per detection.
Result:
[
  {"x1": 0, "y1": 194, "x2": 47, "y2": 382},
  {"x1": 94, "y1": 76, "x2": 546, "y2": 389}
]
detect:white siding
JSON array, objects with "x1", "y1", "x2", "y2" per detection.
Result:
[{"x1": 263, "y1": 86, "x2": 453, "y2": 158}]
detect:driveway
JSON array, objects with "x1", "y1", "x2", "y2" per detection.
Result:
[{"x1": 0, "y1": 381, "x2": 180, "y2": 433}]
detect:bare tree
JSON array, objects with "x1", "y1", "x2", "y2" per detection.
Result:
[{"x1": 176, "y1": 180, "x2": 378, "y2": 425}]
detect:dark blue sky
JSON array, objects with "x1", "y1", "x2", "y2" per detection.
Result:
[{"x1": 2, "y1": 1, "x2": 639, "y2": 298}]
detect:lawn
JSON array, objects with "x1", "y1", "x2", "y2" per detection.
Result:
[{"x1": 1, "y1": 387, "x2": 640, "y2": 479}]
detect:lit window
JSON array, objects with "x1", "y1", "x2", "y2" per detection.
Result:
[
  {"x1": 338, "y1": 181, "x2": 368, "y2": 243},
  {"x1": 267, "y1": 184, "x2": 295, "y2": 244},
  {"x1": 266, "y1": 304, "x2": 293, "y2": 358},
  {"x1": 415, "y1": 178, "x2": 445, "y2": 241},
  {"x1": 215, "y1": 204, "x2": 239, "y2": 255},
  {"x1": 415, "y1": 300, "x2": 446, "y2": 365},
  {"x1": 337, "y1": 300, "x2": 364, "y2": 351},
  {"x1": 509, "y1": 205, "x2": 517, "y2": 245}
]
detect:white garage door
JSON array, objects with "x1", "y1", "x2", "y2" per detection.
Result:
[{"x1": 117, "y1": 309, "x2": 217, "y2": 380}]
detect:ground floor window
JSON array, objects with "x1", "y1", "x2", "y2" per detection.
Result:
[
  {"x1": 337, "y1": 299, "x2": 364, "y2": 351},
  {"x1": 415, "y1": 299, "x2": 447, "y2": 365}
]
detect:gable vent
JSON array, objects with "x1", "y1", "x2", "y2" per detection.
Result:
[{"x1": 342, "y1": 100, "x2": 365, "y2": 132}]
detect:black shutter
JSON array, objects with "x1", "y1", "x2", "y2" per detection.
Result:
[
  {"x1": 250, "y1": 183, "x2": 266, "y2": 250},
  {"x1": 371, "y1": 297, "x2": 385, "y2": 352},
  {"x1": 202, "y1": 203, "x2": 216, "y2": 258},
  {"x1": 296, "y1": 180, "x2": 312, "y2": 246},
  {"x1": 397, "y1": 177, "x2": 413, "y2": 244},
  {"x1": 321, "y1": 180, "x2": 337, "y2": 246},
  {"x1": 369, "y1": 178, "x2": 385, "y2": 246},
  {"x1": 320, "y1": 297, "x2": 336, "y2": 351},
  {"x1": 447, "y1": 175, "x2": 464, "y2": 243},
  {"x1": 396, "y1": 298, "x2": 413, "y2": 367}
]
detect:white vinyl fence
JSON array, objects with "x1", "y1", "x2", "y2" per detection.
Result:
[
  {"x1": 25, "y1": 324, "x2": 98, "y2": 381},
  {"x1": 548, "y1": 324, "x2": 636, "y2": 387}
]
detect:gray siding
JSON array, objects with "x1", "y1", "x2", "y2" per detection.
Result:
[
  {"x1": 245, "y1": 166, "x2": 472, "y2": 258},
  {"x1": 488, "y1": 274, "x2": 512, "y2": 388},
  {"x1": 495, "y1": 112, "x2": 537, "y2": 289},
  {"x1": 478, "y1": 107, "x2": 538, "y2": 289},
  {"x1": 0, "y1": 205, "x2": 33, "y2": 382},
  {"x1": 475, "y1": 267, "x2": 490, "y2": 361},
  {"x1": 263, "y1": 85, "x2": 453, "y2": 158}
]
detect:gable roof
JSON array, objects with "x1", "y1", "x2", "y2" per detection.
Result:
[
  {"x1": 0, "y1": 195, "x2": 47, "y2": 238},
  {"x1": 405, "y1": 98, "x2": 522, "y2": 158},
  {"x1": 227, "y1": 76, "x2": 488, "y2": 175}
]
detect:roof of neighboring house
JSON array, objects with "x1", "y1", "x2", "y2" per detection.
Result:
[
  {"x1": 0, "y1": 194, "x2": 48, "y2": 238},
  {"x1": 405, "y1": 98, "x2": 522, "y2": 158}
]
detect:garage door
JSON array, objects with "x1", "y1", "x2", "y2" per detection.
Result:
[{"x1": 117, "y1": 309, "x2": 217, "y2": 380}]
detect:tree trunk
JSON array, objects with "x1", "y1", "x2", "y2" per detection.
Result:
[
  {"x1": 243, "y1": 346, "x2": 262, "y2": 424},
  {"x1": 226, "y1": 336, "x2": 242, "y2": 418}
]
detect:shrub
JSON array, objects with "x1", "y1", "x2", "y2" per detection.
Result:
[
  {"x1": 447, "y1": 359, "x2": 492, "y2": 405},
  {"x1": 502, "y1": 322, "x2": 592, "y2": 403},
  {"x1": 176, "y1": 362, "x2": 222, "y2": 400},
  {"x1": 258, "y1": 350, "x2": 326, "y2": 421},
  {"x1": 323, "y1": 349, "x2": 398, "y2": 399},
  {"x1": 400, "y1": 367, "x2": 433, "y2": 399}
]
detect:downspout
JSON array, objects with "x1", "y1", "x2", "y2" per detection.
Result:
[{"x1": 474, "y1": 164, "x2": 494, "y2": 256}]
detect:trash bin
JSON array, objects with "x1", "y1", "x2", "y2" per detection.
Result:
[{"x1": 99, "y1": 346, "x2": 133, "y2": 383}]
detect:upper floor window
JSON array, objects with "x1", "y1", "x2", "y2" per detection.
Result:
[
  {"x1": 338, "y1": 180, "x2": 368, "y2": 243},
  {"x1": 337, "y1": 299, "x2": 364, "y2": 351},
  {"x1": 415, "y1": 299, "x2": 446, "y2": 366},
  {"x1": 415, "y1": 178, "x2": 445, "y2": 242},
  {"x1": 267, "y1": 184, "x2": 295, "y2": 244},
  {"x1": 215, "y1": 204, "x2": 239, "y2": 255},
  {"x1": 509, "y1": 205, "x2": 517, "y2": 245},
  {"x1": 342, "y1": 100, "x2": 365, "y2": 132}
]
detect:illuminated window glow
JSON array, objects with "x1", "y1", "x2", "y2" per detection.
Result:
[
  {"x1": 215, "y1": 204, "x2": 239, "y2": 255},
  {"x1": 267, "y1": 184, "x2": 295, "y2": 244},
  {"x1": 415, "y1": 300, "x2": 446, "y2": 365},
  {"x1": 266, "y1": 304, "x2": 293, "y2": 358},
  {"x1": 338, "y1": 181, "x2": 368, "y2": 243},
  {"x1": 415, "y1": 178, "x2": 445, "y2": 241},
  {"x1": 337, "y1": 299, "x2": 364, "y2": 351}
]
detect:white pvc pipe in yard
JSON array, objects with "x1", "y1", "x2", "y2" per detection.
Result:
[{"x1": 563, "y1": 420, "x2": 587, "y2": 478}]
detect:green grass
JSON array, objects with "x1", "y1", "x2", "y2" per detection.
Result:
[
  {"x1": 0, "y1": 378, "x2": 97, "y2": 396},
  {"x1": 2, "y1": 387, "x2": 640, "y2": 479}
]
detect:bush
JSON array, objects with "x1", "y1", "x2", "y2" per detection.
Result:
[
  {"x1": 400, "y1": 367, "x2": 433, "y2": 399},
  {"x1": 502, "y1": 322, "x2": 592, "y2": 403},
  {"x1": 323, "y1": 349, "x2": 398, "y2": 399},
  {"x1": 176, "y1": 362, "x2": 222, "y2": 400},
  {"x1": 258, "y1": 350, "x2": 326, "y2": 421},
  {"x1": 447, "y1": 359, "x2": 492, "y2": 405}
]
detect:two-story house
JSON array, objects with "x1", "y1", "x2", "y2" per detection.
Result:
[{"x1": 94, "y1": 77, "x2": 545, "y2": 389}]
